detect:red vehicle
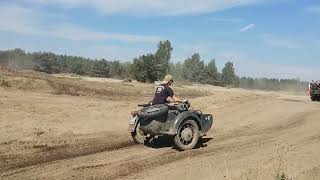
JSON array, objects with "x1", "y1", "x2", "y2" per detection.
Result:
[{"x1": 308, "y1": 82, "x2": 320, "y2": 101}]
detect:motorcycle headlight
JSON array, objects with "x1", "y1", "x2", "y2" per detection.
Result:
[{"x1": 184, "y1": 101, "x2": 190, "y2": 109}]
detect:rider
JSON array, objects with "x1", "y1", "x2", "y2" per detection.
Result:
[{"x1": 152, "y1": 75, "x2": 179, "y2": 105}]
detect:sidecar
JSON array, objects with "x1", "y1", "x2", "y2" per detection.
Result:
[{"x1": 129, "y1": 101, "x2": 214, "y2": 150}]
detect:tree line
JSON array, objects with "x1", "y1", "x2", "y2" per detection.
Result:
[
  {"x1": 0, "y1": 48, "x2": 131, "y2": 79},
  {"x1": 0, "y1": 40, "x2": 308, "y2": 92}
]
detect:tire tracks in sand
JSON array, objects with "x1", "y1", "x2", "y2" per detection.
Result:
[
  {"x1": 2, "y1": 96, "x2": 320, "y2": 179},
  {"x1": 3, "y1": 107, "x2": 318, "y2": 179}
]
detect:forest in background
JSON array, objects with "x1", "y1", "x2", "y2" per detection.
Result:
[{"x1": 0, "y1": 40, "x2": 308, "y2": 92}]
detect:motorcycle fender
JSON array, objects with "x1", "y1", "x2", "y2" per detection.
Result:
[
  {"x1": 128, "y1": 116, "x2": 139, "y2": 132},
  {"x1": 169, "y1": 111, "x2": 201, "y2": 135}
]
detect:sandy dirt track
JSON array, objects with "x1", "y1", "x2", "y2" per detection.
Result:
[{"x1": 1, "y1": 84, "x2": 320, "y2": 179}]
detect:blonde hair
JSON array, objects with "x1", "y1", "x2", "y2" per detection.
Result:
[{"x1": 163, "y1": 75, "x2": 173, "y2": 84}]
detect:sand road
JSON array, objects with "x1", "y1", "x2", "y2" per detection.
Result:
[{"x1": 0, "y1": 89, "x2": 320, "y2": 180}]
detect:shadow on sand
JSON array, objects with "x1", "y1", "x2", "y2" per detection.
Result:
[{"x1": 144, "y1": 136, "x2": 213, "y2": 150}]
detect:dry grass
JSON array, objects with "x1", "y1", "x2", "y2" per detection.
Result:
[
  {"x1": 272, "y1": 144, "x2": 295, "y2": 180},
  {"x1": 0, "y1": 76, "x2": 50, "y2": 90},
  {"x1": 236, "y1": 144, "x2": 296, "y2": 180},
  {"x1": 0, "y1": 65, "x2": 210, "y2": 100}
]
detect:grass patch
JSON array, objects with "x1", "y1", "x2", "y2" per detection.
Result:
[
  {"x1": 272, "y1": 144, "x2": 295, "y2": 180},
  {"x1": 0, "y1": 65, "x2": 211, "y2": 100}
]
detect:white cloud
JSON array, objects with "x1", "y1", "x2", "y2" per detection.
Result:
[
  {"x1": 240, "y1": 23, "x2": 255, "y2": 32},
  {"x1": 305, "y1": 5, "x2": 320, "y2": 15},
  {"x1": 23, "y1": 0, "x2": 263, "y2": 16},
  {"x1": 261, "y1": 34, "x2": 303, "y2": 49},
  {"x1": 79, "y1": 45, "x2": 152, "y2": 61},
  {"x1": 46, "y1": 24, "x2": 161, "y2": 43},
  {"x1": 0, "y1": 4, "x2": 161, "y2": 43},
  {"x1": 0, "y1": 4, "x2": 41, "y2": 35},
  {"x1": 209, "y1": 17, "x2": 245, "y2": 23}
]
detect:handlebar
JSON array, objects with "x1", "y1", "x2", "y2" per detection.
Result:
[
  {"x1": 137, "y1": 100, "x2": 190, "y2": 107},
  {"x1": 138, "y1": 101, "x2": 152, "y2": 107},
  {"x1": 170, "y1": 100, "x2": 188, "y2": 104},
  {"x1": 172, "y1": 100, "x2": 191, "y2": 110}
]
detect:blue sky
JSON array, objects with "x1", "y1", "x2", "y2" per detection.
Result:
[{"x1": 0, "y1": 0, "x2": 320, "y2": 80}]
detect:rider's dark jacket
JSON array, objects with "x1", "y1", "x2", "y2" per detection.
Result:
[{"x1": 152, "y1": 84, "x2": 174, "y2": 105}]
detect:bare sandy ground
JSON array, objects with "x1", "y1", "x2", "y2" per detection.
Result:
[{"x1": 0, "y1": 75, "x2": 320, "y2": 180}]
